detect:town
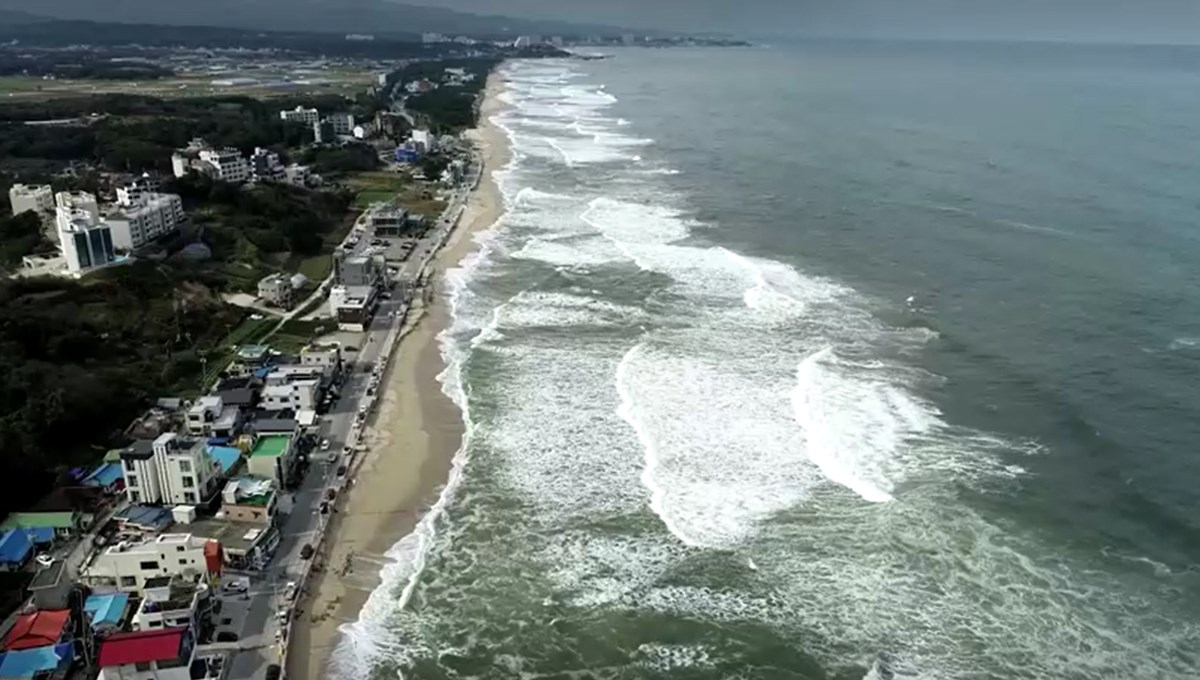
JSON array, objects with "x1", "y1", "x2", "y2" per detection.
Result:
[{"x1": 0, "y1": 21, "x2": 492, "y2": 680}]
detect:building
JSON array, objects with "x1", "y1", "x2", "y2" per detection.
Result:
[
  {"x1": 283, "y1": 163, "x2": 312, "y2": 187},
  {"x1": 185, "y1": 396, "x2": 241, "y2": 439},
  {"x1": 55, "y1": 191, "x2": 114, "y2": 274},
  {"x1": 0, "y1": 530, "x2": 32, "y2": 571},
  {"x1": 257, "y1": 273, "x2": 293, "y2": 309},
  {"x1": 1, "y1": 610, "x2": 71, "y2": 651},
  {"x1": 115, "y1": 174, "x2": 160, "y2": 207},
  {"x1": 312, "y1": 120, "x2": 336, "y2": 144},
  {"x1": 120, "y1": 434, "x2": 218, "y2": 506},
  {"x1": 0, "y1": 641, "x2": 75, "y2": 678},
  {"x1": 84, "y1": 592, "x2": 132, "y2": 633},
  {"x1": 260, "y1": 381, "x2": 319, "y2": 413},
  {"x1": 327, "y1": 113, "x2": 355, "y2": 136},
  {"x1": 279, "y1": 105, "x2": 320, "y2": 125},
  {"x1": 246, "y1": 434, "x2": 295, "y2": 488},
  {"x1": 85, "y1": 534, "x2": 215, "y2": 593},
  {"x1": 104, "y1": 193, "x2": 185, "y2": 251},
  {"x1": 300, "y1": 342, "x2": 343, "y2": 375},
  {"x1": 333, "y1": 245, "x2": 386, "y2": 287},
  {"x1": 220, "y1": 476, "x2": 277, "y2": 525},
  {"x1": 197, "y1": 148, "x2": 251, "y2": 184},
  {"x1": 328, "y1": 284, "x2": 378, "y2": 331},
  {"x1": 410, "y1": 128, "x2": 435, "y2": 153},
  {"x1": 8, "y1": 184, "x2": 53, "y2": 215},
  {"x1": 132, "y1": 576, "x2": 205, "y2": 632},
  {"x1": 249, "y1": 147, "x2": 286, "y2": 183},
  {"x1": 96, "y1": 626, "x2": 196, "y2": 680}
]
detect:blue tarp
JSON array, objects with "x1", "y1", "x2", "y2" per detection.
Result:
[
  {"x1": 21, "y1": 527, "x2": 54, "y2": 545},
  {"x1": 0, "y1": 529, "x2": 31, "y2": 565},
  {"x1": 253, "y1": 366, "x2": 273, "y2": 379},
  {"x1": 0, "y1": 643, "x2": 73, "y2": 677},
  {"x1": 84, "y1": 592, "x2": 129, "y2": 628},
  {"x1": 113, "y1": 505, "x2": 173, "y2": 532},
  {"x1": 207, "y1": 446, "x2": 242, "y2": 475},
  {"x1": 82, "y1": 462, "x2": 123, "y2": 488}
]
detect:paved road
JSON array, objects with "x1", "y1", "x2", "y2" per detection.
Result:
[{"x1": 224, "y1": 163, "x2": 475, "y2": 680}]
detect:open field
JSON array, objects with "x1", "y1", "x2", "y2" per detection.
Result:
[
  {"x1": 0, "y1": 64, "x2": 377, "y2": 101},
  {"x1": 345, "y1": 170, "x2": 409, "y2": 209}
]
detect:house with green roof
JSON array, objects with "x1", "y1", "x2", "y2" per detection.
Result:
[{"x1": 246, "y1": 434, "x2": 296, "y2": 487}]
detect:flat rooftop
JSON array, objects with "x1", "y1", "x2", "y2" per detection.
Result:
[
  {"x1": 187, "y1": 517, "x2": 270, "y2": 554},
  {"x1": 250, "y1": 434, "x2": 290, "y2": 458}
]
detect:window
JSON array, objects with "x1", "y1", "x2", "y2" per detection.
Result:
[
  {"x1": 129, "y1": 491, "x2": 140, "y2": 503},
  {"x1": 181, "y1": 476, "x2": 194, "y2": 488},
  {"x1": 178, "y1": 460, "x2": 191, "y2": 473},
  {"x1": 147, "y1": 621, "x2": 161, "y2": 629},
  {"x1": 179, "y1": 558, "x2": 189, "y2": 565},
  {"x1": 176, "y1": 546, "x2": 185, "y2": 552},
  {"x1": 184, "y1": 492, "x2": 196, "y2": 503},
  {"x1": 138, "y1": 560, "x2": 159, "y2": 570},
  {"x1": 126, "y1": 474, "x2": 138, "y2": 488},
  {"x1": 119, "y1": 576, "x2": 136, "y2": 587}
]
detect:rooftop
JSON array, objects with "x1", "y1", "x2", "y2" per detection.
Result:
[
  {"x1": 234, "y1": 344, "x2": 271, "y2": 362},
  {"x1": 120, "y1": 439, "x2": 156, "y2": 461},
  {"x1": 0, "y1": 642, "x2": 73, "y2": 678},
  {"x1": 187, "y1": 517, "x2": 271, "y2": 554},
  {"x1": 113, "y1": 505, "x2": 174, "y2": 533},
  {"x1": 2, "y1": 610, "x2": 69, "y2": 651},
  {"x1": 84, "y1": 592, "x2": 130, "y2": 628},
  {"x1": 97, "y1": 627, "x2": 188, "y2": 667},
  {"x1": 207, "y1": 446, "x2": 242, "y2": 476},
  {"x1": 250, "y1": 419, "x2": 298, "y2": 435},
  {"x1": 0, "y1": 530, "x2": 32, "y2": 564},
  {"x1": 250, "y1": 434, "x2": 290, "y2": 458}
]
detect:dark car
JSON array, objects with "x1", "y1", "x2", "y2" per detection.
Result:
[
  {"x1": 266, "y1": 665, "x2": 282, "y2": 680},
  {"x1": 300, "y1": 543, "x2": 314, "y2": 559}
]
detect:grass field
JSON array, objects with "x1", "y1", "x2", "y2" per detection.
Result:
[
  {"x1": 0, "y1": 66, "x2": 376, "y2": 101},
  {"x1": 346, "y1": 171, "x2": 408, "y2": 209}
]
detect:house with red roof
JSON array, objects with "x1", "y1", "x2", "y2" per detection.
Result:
[
  {"x1": 1, "y1": 609, "x2": 71, "y2": 651},
  {"x1": 96, "y1": 626, "x2": 195, "y2": 680}
]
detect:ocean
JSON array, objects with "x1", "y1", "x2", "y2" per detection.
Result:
[{"x1": 333, "y1": 41, "x2": 1200, "y2": 680}]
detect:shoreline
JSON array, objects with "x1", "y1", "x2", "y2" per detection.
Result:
[{"x1": 287, "y1": 71, "x2": 510, "y2": 680}]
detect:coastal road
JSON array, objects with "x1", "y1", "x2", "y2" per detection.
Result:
[{"x1": 225, "y1": 163, "x2": 475, "y2": 680}]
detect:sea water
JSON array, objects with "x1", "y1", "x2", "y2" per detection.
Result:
[{"x1": 330, "y1": 42, "x2": 1200, "y2": 680}]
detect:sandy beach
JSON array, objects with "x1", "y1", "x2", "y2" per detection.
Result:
[{"x1": 287, "y1": 71, "x2": 509, "y2": 680}]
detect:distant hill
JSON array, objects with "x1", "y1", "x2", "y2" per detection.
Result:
[
  {"x1": 0, "y1": 0, "x2": 625, "y2": 37},
  {"x1": 0, "y1": 8, "x2": 49, "y2": 24}
]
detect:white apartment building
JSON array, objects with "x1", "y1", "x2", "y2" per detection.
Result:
[
  {"x1": 131, "y1": 577, "x2": 203, "y2": 632},
  {"x1": 260, "y1": 380, "x2": 319, "y2": 412},
  {"x1": 256, "y1": 272, "x2": 294, "y2": 309},
  {"x1": 185, "y1": 396, "x2": 241, "y2": 438},
  {"x1": 300, "y1": 342, "x2": 342, "y2": 374},
  {"x1": 116, "y1": 174, "x2": 160, "y2": 207},
  {"x1": 280, "y1": 105, "x2": 320, "y2": 125},
  {"x1": 8, "y1": 183, "x2": 53, "y2": 215},
  {"x1": 410, "y1": 128, "x2": 435, "y2": 153},
  {"x1": 284, "y1": 163, "x2": 312, "y2": 187},
  {"x1": 86, "y1": 533, "x2": 211, "y2": 592},
  {"x1": 120, "y1": 433, "x2": 218, "y2": 506},
  {"x1": 328, "y1": 113, "x2": 355, "y2": 136},
  {"x1": 56, "y1": 192, "x2": 115, "y2": 274},
  {"x1": 197, "y1": 148, "x2": 251, "y2": 184},
  {"x1": 105, "y1": 193, "x2": 185, "y2": 251}
]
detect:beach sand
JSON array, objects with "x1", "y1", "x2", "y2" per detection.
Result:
[{"x1": 287, "y1": 72, "x2": 509, "y2": 680}]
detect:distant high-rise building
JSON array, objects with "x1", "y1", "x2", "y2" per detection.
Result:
[
  {"x1": 279, "y1": 106, "x2": 320, "y2": 126},
  {"x1": 55, "y1": 192, "x2": 114, "y2": 274},
  {"x1": 8, "y1": 184, "x2": 53, "y2": 215}
]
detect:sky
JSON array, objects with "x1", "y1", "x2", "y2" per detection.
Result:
[{"x1": 410, "y1": 0, "x2": 1200, "y2": 44}]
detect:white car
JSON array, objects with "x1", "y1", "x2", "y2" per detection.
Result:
[
  {"x1": 223, "y1": 580, "x2": 249, "y2": 593},
  {"x1": 34, "y1": 554, "x2": 53, "y2": 568},
  {"x1": 319, "y1": 439, "x2": 331, "y2": 451}
]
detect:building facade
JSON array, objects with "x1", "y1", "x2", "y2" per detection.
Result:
[
  {"x1": 8, "y1": 183, "x2": 53, "y2": 215},
  {"x1": 55, "y1": 192, "x2": 115, "y2": 274},
  {"x1": 105, "y1": 193, "x2": 185, "y2": 251},
  {"x1": 121, "y1": 434, "x2": 217, "y2": 506},
  {"x1": 279, "y1": 106, "x2": 320, "y2": 125},
  {"x1": 197, "y1": 148, "x2": 251, "y2": 184},
  {"x1": 257, "y1": 273, "x2": 294, "y2": 309},
  {"x1": 328, "y1": 113, "x2": 355, "y2": 136},
  {"x1": 86, "y1": 534, "x2": 213, "y2": 592}
]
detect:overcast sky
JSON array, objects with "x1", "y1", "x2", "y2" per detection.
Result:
[{"x1": 410, "y1": 0, "x2": 1200, "y2": 43}]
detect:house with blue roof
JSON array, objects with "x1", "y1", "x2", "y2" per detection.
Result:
[
  {"x1": 0, "y1": 529, "x2": 32, "y2": 571},
  {"x1": 84, "y1": 592, "x2": 130, "y2": 632},
  {"x1": 0, "y1": 642, "x2": 74, "y2": 678},
  {"x1": 206, "y1": 446, "x2": 243, "y2": 478},
  {"x1": 82, "y1": 462, "x2": 124, "y2": 493}
]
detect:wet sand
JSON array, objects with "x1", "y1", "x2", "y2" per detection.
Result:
[{"x1": 288, "y1": 72, "x2": 509, "y2": 680}]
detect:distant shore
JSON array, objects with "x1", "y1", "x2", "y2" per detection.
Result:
[{"x1": 286, "y1": 71, "x2": 509, "y2": 680}]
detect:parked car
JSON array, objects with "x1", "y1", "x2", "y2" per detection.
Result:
[
  {"x1": 222, "y1": 580, "x2": 248, "y2": 593},
  {"x1": 320, "y1": 439, "x2": 331, "y2": 451},
  {"x1": 300, "y1": 544, "x2": 315, "y2": 560},
  {"x1": 325, "y1": 488, "x2": 336, "y2": 501}
]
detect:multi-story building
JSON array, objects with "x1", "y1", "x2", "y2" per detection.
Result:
[
  {"x1": 197, "y1": 148, "x2": 251, "y2": 184},
  {"x1": 249, "y1": 147, "x2": 286, "y2": 183},
  {"x1": 257, "y1": 273, "x2": 294, "y2": 309},
  {"x1": 104, "y1": 193, "x2": 185, "y2": 251},
  {"x1": 115, "y1": 174, "x2": 161, "y2": 207},
  {"x1": 329, "y1": 284, "x2": 378, "y2": 331},
  {"x1": 284, "y1": 163, "x2": 312, "y2": 187},
  {"x1": 333, "y1": 245, "x2": 386, "y2": 287},
  {"x1": 120, "y1": 434, "x2": 218, "y2": 506},
  {"x1": 260, "y1": 380, "x2": 320, "y2": 413},
  {"x1": 55, "y1": 192, "x2": 115, "y2": 274},
  {"x1": 410, "y1": 128, "x2": 435, "y2": 153},
  {"x1": 312, "y1": 120, "x2": 336, "y2": 144},
  {"x1": 96, "y1": 626, "x2": 198, "y2": 680},
  {"x1": 85, "y1": 533, "x2": 215, "y2": 592},
  {"x1": 131, "y1": 576, "x2": 205, "y2": 632},
  {"x1": 328, "y1": 113, "x2": 355, "y2": 136},
  {"x1": 220, "y1": 476, "x2": 277, "y2": 525},
  {"x1": 300, "y1": 342, "x2": 343, "y2": 375},
  {"x1": 246, "y1": 434, "x2": 296, "y2": 488},
  {"x1": 8, "y1": 183, "x2": 53, "y2": 215},
  {"x1": 185, "y1": 396, "x2": 241, "y2": 439},
  {"x1": 279, "y1": 105, "x2": 320, "y2": 125}
]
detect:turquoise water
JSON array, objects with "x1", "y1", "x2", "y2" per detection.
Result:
[{"x1": 332, "y1": 42, "x2": 1200, "y2": 680}]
